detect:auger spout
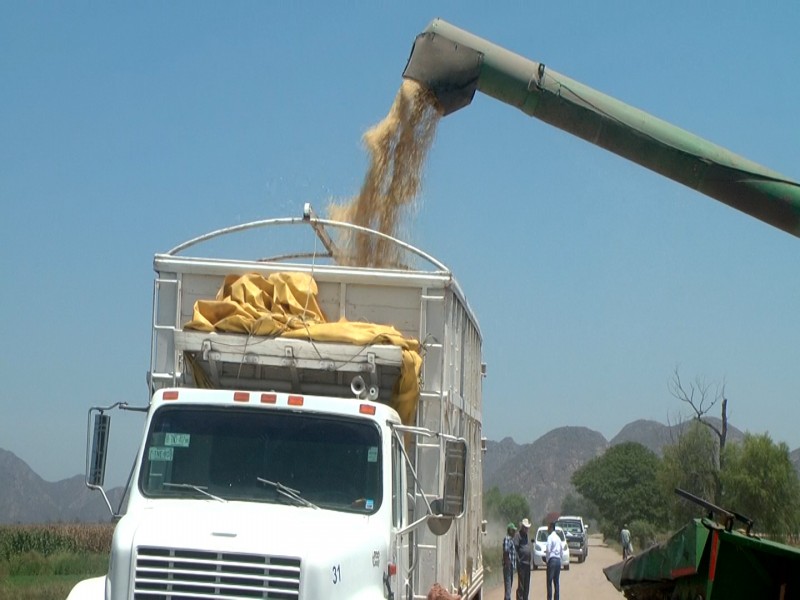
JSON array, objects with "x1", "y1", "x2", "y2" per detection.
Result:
[{"x1": 403, "y1": 18, "x2": 800, "y2": 237}]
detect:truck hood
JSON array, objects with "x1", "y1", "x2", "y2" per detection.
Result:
[
  {"x1": 114, "y1": 500, "x2": 390, "y2": 598},
  {"x1": 122, "y1": 500, "x2": 383, "y2": 554}
]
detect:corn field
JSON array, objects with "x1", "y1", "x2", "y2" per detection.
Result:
[{"x1": 0, "y1": 524, "x2": 114, "y2": 560}]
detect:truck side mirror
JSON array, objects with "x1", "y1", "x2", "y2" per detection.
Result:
[
  {"x1": 426, "y1": 439, "x2": 468, "y2": 536},
  {"x1": 440, "y1": 438, "x2": 467, "y2": 517},
  {"x1": 88, "y1": 412, "x2": 111, "y2": 487}
]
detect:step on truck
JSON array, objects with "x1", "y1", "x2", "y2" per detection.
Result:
[{"x1": 68, "y1": 205, "x2": 485, "y2": 600}]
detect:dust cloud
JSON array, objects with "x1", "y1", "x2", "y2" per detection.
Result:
[{"x1": 328, "y1": 79, "x2": 442, "y2": 267}]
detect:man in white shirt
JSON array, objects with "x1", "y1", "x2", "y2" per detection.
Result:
[{"x1": 545, "y1": 522, "x2": 563, "y2": 600}]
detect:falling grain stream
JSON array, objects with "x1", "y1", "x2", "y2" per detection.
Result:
[{"x1": 328, "y1": 79, "x2": 441, "y2": 267}]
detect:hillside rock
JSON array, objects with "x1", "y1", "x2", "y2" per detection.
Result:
[
  {"x1": 483, "y1": 418, "x2": 760, "y2": 526},
  {"x1": 0, "y1": 449, "x2": 122, "y2": 524},
  {"x1": 484, "y1": 426, "x2": 607, "y2": 524},
  {"x1": 610, "y1": 418, "x2": 745, "y2": 456}
]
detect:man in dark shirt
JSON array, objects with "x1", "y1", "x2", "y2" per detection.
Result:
[{"x1": 514, "y1": 518, "x2": 533, "y2": 600}]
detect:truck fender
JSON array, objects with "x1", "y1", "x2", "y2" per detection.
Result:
[{"x1": 66, "y1": 575, "x2": 106, "y2": 600}]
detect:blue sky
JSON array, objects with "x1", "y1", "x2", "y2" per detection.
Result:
[{"x1": 2, "y1": 2, "x2": 799, "y2": 487}]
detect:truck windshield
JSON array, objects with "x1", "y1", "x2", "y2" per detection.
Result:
[
  {"x1": 557, "y1": 520, "x2": 582, "y2": 534},
  {"x1": 140, "y1": 405, "x2": 382, "y2": 513}
]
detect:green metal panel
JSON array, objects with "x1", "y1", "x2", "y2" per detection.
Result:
[
  {"x1": 706, "y1": 527, "x2": 800, "y2": 599},
  {"x1": 604, "y1": 519, "x2": 708, "y2": 594},
  {"x1": 603, "y1": 519, "x2": 800, "y2": 598}
]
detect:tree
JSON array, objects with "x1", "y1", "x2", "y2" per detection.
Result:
[
  {"x1": 658, "y1": 420, "x2": 719, "y2": 527},
  {"x1": 720, "y1": 433, "x2": 800, "y2": 541},
  {"x1": 498, "y1": 493, "x2": 531, "y2": 527},
  {"x1": 483, "y1": 486, "x2": 530, "y2": 528},
  {"x1": 572, "y1": 442, "x2": 667, "y2": 536},
  {"x1": 483, "y1": 485, "x2": 503, "y2": 520},
  {"x1": 560, "y1": 492, "x2": 599, "y2": 523},
  {"x1": 668, "y1": 367, "x2": 728, "y2": 504}
]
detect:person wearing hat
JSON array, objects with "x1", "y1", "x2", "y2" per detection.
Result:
[
  {"x1": 502, "y1": 522, "x2": 517, "y2": 600},
  {"x1": 514, "y1": 518, "x2": 533, "y2": 600}
]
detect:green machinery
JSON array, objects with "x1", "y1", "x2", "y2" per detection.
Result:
[
  {"x1": 603, "y1": 518, "x2": 800, "y2": 599},
  {"x1": 402, "y1": 18, "x2": 800, "y2": 237},
  {"x1": 602, "y1": 490, "x2": 800, "y2": 599}
]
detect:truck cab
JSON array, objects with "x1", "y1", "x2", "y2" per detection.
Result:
[{"x1": 103, "y1": 388, "x2": 405, "y2": 598}]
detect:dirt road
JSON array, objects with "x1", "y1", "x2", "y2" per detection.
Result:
[{"x1": 483, "y1": 535, "x2": 625, "y2": 600}]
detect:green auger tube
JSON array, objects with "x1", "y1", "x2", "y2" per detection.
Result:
[{"x1": 403, "y1": 18, "x2": 800, "y2": 238}]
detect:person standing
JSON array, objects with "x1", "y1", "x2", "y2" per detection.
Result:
[
  {"x1": 514, "y1": 518, "x2": 533, "y2": 600},
  {"x1": 620, "y1": 524, "x2": 633, "y2": 559},
  {"x1": 502, "y1": 523, "x2": 517, "y2": 600},
  {"x1": 545, "y1": 522, "x2": 563, "y2": 600}
]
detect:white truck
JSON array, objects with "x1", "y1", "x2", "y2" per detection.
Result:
[{"x1": 69, "y1": 206, "x2": 485, "y2": 600}]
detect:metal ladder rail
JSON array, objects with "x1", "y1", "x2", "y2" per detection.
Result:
[
  {"x1": 148, "y1": 276, "x2": 181, "y2": 392},
  {"x1": 411, "y1": 290, "x2": 451, "y2": 599}
]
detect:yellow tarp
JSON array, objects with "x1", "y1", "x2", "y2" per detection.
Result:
[{"x1": 184, "y1": 272, "x2": 422, "y2": 425}]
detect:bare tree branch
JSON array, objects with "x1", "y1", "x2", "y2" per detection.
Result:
[
  {"x1": 668, "y1": 367, "x2": 723, "y2": 437},
  {"x1": 668, "y1": 367, "x2": 729, "y2": 505}
]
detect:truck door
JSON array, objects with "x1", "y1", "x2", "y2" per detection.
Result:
[{"x1": 392, "y1": 435, "x2": 410, "y2": 600}]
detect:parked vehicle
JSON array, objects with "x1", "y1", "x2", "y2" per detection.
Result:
[
  {"x1": 555, "y1": 515, "x2": 589, "y2": 563},
  {"x1": 68, "y1": 207, "x2": 485, "y2": 600},
  {"x1": 532, "y1": 526, "x2": 570, "y2": 570}
]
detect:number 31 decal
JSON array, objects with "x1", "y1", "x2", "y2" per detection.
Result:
[{"x1": 332, "y1": 564, "x2": 342, "y2": 584}]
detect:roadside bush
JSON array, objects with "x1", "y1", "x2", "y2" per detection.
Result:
[
  {"x1": 51, "y1": 552, "x2": 107, "y2": 576},
  {"x1": 6, "y1": 550, "x2": 107, "y2": 578},
  {"x1": 7, "y1": 552, "x2": 49, "y2": 577},
  {"x1": 598, "y1": 518, "x2": 664, "y2": 553},
  {"x1": 598, "y1": 520, "x2": 619, "y2": 543},
  {"x1": 481, "y1": 542, "x2": 501, "y2": 587},
  {"x1": 628, "y1": 519, "x2": 660, "y2": 553}
]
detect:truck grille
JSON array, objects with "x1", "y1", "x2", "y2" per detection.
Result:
[{"x1": 134, "y1": 546, "x2": 301, "y2": 599}]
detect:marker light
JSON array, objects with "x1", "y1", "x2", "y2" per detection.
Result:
[
  {"x1": 359, "y1": 404, "x2": 377, "y2": 416},
  {"x1": 288, "y1": 395, "x2": 304, "y2": 406},
  {"x1": 260, "y1": 393, "x2": 277, "y2": 404},
  {"x1": 163, "y1": 391, "x2": 179, "y2": 401},
  {"x1": 233, "y1": 392, "x2": 250, "y2": 402}
]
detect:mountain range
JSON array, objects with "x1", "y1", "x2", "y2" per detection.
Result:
[
  {"x1": 0, "y1": 449, "x2": 124, "y2": 524},
  {"x1": 484, "y1": 418, "x2": 800, "y2": 525},
  {"x1": 2, "y1": 419, "x2": 798, "y2": 524}
]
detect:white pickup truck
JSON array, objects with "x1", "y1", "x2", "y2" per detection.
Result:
[{"x1": 68, "y1": 206, "x2": 486, "y2": 600}]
